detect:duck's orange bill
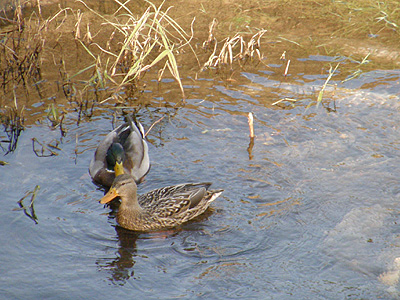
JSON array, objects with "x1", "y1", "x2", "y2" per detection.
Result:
[
  {"x1": 114, "y1": 161, "x2": 124, "y2": 177},
  {"x1": 100, "y1": 187, "x2": 119, "y2": 204}
]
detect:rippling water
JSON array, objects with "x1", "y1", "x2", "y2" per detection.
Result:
[{"x1": 1, "y1": 23, "x2": 400, "y2": 299}]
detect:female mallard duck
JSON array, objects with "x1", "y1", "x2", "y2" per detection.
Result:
[
  {"x1": 100, "y1": 174, "x2": 223, "y2": 232},
  {"x1": 89, "y1": 116, "x2": 150, "y2": 187}
]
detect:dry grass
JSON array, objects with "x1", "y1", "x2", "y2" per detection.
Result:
[
  {"x1": 0, "y1": 2, "x2": 64, "y2": 153},
  {"x1": 0, "y1": 3, "x2": 48, "y2": 90},
  {"x1": 202, "y1": 19, "x2": 267, "y2": 72},
  {"x1": 330, "y1": 0, "x2": 400, "y2": 38},
  {"x1": 75, "y1": 0, "x2": 194, "y2": 101}
]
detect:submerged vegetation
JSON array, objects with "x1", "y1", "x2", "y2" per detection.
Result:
[
  {"x1": 0, "y1": 0, "x2": 399, "y2": 155},
  {"x1": 13, "y1": 184, "x2": 40, "y2": 224}
]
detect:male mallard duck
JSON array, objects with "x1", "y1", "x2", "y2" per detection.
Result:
[
  {"x1": 100, "y1": 174, "x2": 223, "y2": 232},
  {"x1": 89, "y1": 116, "x2": 150, "y2": 187}
]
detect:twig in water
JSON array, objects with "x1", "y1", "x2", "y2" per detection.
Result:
[
  {"x1": 317, "y1": 63, "x2": 340, "y2": 105},
  {"x1": 272, "y1": 98, "x2": 297, "y2": 106},
  {"x1": 32, "y1": 138, "x2": 60, "y2": 157},
  {"x1": 247, "y1": 112, "x2": 255, "y2": 160},
  {"x1": 74, "y1": 133, "x2": 79, "y2": 164},
  {"x1": 145, "y1": 116, "x2": 165, "y2": 137},
  {"x1": 284, "y1": 59, "x2": 290, "y2": 77},
  {"x1": 247, "y1": 136, "x2": 254, "y2": 161},
  {"x1": 247, "y1": 112, "x2": 254, "y2": 160},
  {"x1": 247, "y1": 112, "x2": 254, "y2": 138},
  {"x1": 14, "y1": 185, "x2": 40, "y2": 224}
]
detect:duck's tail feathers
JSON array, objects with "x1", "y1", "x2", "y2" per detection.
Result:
[
  {"x1": 208, "y1": 190, "x2": 223, "y2": 203},
  {"x1": 126, "y1": 115, "x2": 146, "y2": 139}
]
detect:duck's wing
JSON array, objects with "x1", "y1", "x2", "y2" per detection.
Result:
[
  {"x1": 138, "y1": 182, "x2": 213, "y2": 216},
  {"x1": 120, "y1": 116, "x2": 150, "y2": 182}
]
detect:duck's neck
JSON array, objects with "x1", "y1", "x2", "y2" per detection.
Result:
[
  {"x1": 117, "y1": 192, "x2": 144, "y2": 230},
  {"x1": 119, "y1": 192, "x2": 142, "y2": 213}
]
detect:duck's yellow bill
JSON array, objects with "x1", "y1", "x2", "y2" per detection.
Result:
[
  {"x1": 100, "y1": 187, "x2": 119, "y2": 204},
  {"x1": 114, "y1": 161, "x2": 124, "y2": 177}
]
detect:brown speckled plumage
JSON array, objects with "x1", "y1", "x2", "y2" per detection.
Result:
[{"x1": 100, "y1": 174, "x2": 223, "y2": 232}]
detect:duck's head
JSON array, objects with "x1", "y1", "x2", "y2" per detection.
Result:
[
  {"x1": 106, "y1": 143, "x2": 125, "y2": 176},
  {"x1": 100, "y1": 174, "x2": 137, "y2": 204}
]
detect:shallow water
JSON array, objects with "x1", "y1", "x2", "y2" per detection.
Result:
[{"x1": 2, "y1": 1, "x2": 400, "y2": 299}]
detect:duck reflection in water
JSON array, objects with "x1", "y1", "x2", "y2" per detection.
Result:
[
  {"x1": 96, "y1": 207, "x2": 217, "y2": 285},
  {"x1": 96, "y1": 226, "x2": 140, "y2": 285}
]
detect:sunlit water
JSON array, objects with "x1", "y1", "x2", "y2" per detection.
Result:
[{"x1": 1, "y1": 53, "x2": 400, "y2": 299}]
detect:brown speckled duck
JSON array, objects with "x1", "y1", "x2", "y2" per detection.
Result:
[
  {"x1": 89, "y1": 116, "x2": 150, "y2": 187},
  {"x1": 100, "y1": 174, "x2": 223, "y2": 232}
]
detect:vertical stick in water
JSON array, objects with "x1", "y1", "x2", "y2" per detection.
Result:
[
  {"x1": 247, "y1": 112, "x2": 255, "y2": 160},
  {"x1": 248, "y1": 112, "x2": 254, "y2": 138},
  {"x1": 284, "y1": 59, "x2": 291, "y2": 77}
]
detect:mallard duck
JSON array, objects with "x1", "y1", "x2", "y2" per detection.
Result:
[
  {"x1": 100, "y1": 174, "x2": 223, "y2": 232},
  {"x1": 89, "y1": 116, "x2": 150, "y2": 187}
]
